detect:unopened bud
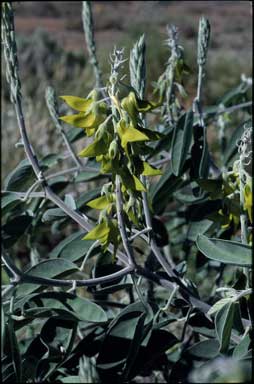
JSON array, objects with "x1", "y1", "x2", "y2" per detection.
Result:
[
  {"x1": 108, "y1": 140, "x2": 118, "y2": 159},
  {"x1": 95, "y1": 114, "x2": 112, "y2": 140},
  {"x1": 197, "y1": 17, "x2": 210, "y2": 66}
]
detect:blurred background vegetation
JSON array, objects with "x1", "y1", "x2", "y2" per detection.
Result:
[{"x1": 1, "y1": 1, "x2": 252, "y2": 180}]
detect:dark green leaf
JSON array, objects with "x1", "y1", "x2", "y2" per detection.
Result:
[
  {"x1": 215, "y1": 301, "x2": 235, "y2": 353},
  {"x1": 171, "y1": 110, "x2": 193, "y2": 176},
  {"x1": 41, "y1": 207, "x2": 67, "y2": 222},
  {"x1": 190, "y1": 125, "x2": 210, "y2": 179},
  {"x1": 15, "y1": 259, "x2": 79, "y2": 298},
  {"x1": 150, "y1": 164, "x2": 185, "y2": 214},
  {"x1": 76, "y1": 187, "x2": 102, "y2": 209},
  {"x1": 23, "y1": 292, "x2": 107, "y2": 323},
  {"x1": 187, "y1": 219, "x2": 213, "y2": 241},
  {"x1": 233, "y1": 333, "x2": 251, "y2": 360},
  {"x1": 187, "y1": 339, "x2": 220, "y2": 359},
  {"x1": 66, "y1": 127, "x2": 86, "y2": 143},
  {"x1": 122, "y1": 312, "x2": 146, "y2": 380},
  {"x1": 196, "y1": 234, "x2": 252, "y2": 267},
  {"x1": 59, "y1": 236, "x2": 96, "y2": 263},
  {"x1": 174, "y1": 183, "x2": 208, "y2": 205},
  {"x1": 1, "y1": 306, "x2": 5, "y2": 356},
  {"x1": 2, "y1": 214, "x2": 33, "y2": 248},
  {"x1": 75, "y1": 171, "x2": 102, "y2": 182},
  {"x1": 61, "y1": 377, "x2": 82, "y2": 383},
  {"x1": 4, "y1": 159, "x2": 35, "y2": 192},
  {"x1": 7, "y1": 319, "x2": 22, "y2": 382},
  {"x1": 218, "y1": 82, "x2": 250, "y2": 107},
  {"x1": 1, "y1": 192, "x2": 23, "y2": 216},
  {"x1": 50, "y1": 231, "x2": 85, "y2": 258}
]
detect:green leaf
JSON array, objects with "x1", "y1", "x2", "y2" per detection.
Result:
[
  {"x1": 66, "y1": 127, "x2": 86, "y2": 143},
  {"x1": 7, "y1": 319, "x2": 22, "y2": 382},
  {"x1": 150, "y1": 164, "x2": 184, "y2": 214},
  {"x1": 86, "y1": 195, "x2": 110, "y2": 210},
  {"x1": 1, "y1": 306, "x2": 5, "y2": 357},
  {"x1": 2, "y1": 214, "x2": 33, "y2": 248},
  {"x1": 122, "y1": 312, "x2": 147, "y2": 380},
  {"x1": 59, "y1": 237, "x2": 96, "y2": 263},
  {"x1": 187, "y1": 339, "x2": 220, "y2": 359},
  {"x1": 190, "y1": 125, "x2": 210, "y2": 179},
  {"x1": 1, "y1": 192, "x2": 23, "y2": 216},
  {"x1": 117, "y1": 119, "x2": 149, "y2": 148},
  {"x1": 50, "y1": 231, "x2": 97, "y2": 263},
  {"x1": 15, "y1": 259, "x2": 79, "y2": 298},
  {"x1": 61, "y1": 377, "x2": 82, "y2": 383},
  {"x1": 78, "y1": 138, "x2": 108, "y2": 158},
  {"x1": 196, "y1": 235, "x2": 252, "y2": 267},
  {"x1": 50, "y1": 231, "x2": 85, "y2": 258},
  {"x1": 171, "y1": 109, "x2": 193, "y2": 176},
  {"x1": 208, "y1": 298, "x2": 233, "y2": 316},
  {"x1": 197, "y1": 179, "x2": 223, "y2": 199},
  {"x1": 76, "y1": 187, "x2": 101, "y2": 209},
  {"x1": 187, "y1": 219, "x2": 213, "y2": 241},
  {"x1": 218, "y1": 82, "x2": 250, "y2": 107},
  {"x1": 60, "y1": 95, "x2": 93, "y2": 111},
  {"x1": 40, "y1": 153, "x2": 63, "y2": 168},
  {"x1": 42, "y1": 207, "x2": 67, "y2": 222},
  {"x1": 75, "y1": 171, "x2": 101, "y2": 182},
  {"x1": 4, "y1": 159, "x2": 35, "y2": 192},
  {"x1": 174, "y1": 183, "x2": 208, "y2": 205},
  {"x1": 23, "y1": 292, "x2": 107, "y2": 323},
  {"x1": 233, "y1": 333, "x2": 251, "y2": 360},
  {"x1": 215, "y1": 301, "x2": 235, "y2": 353}
]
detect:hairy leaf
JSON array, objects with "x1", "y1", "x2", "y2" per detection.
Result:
[
  {"x1": 196, "y1": 235, "x2": 252, "y2": 267},
  {"x1": 171, "y1": 109, "x2": 193, "y2": 176}
]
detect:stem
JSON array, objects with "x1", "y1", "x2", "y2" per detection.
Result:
[
  {"x1": 131, "y1": 275, "x2": 149, "y2": 311},
  {"x1": 115, "y1": 175, "x2": 136, "y2": 267},
  {"x1": 161, "y1": 284, "x2": 179, "y2": 311},
  {"x1": 129, "y1": 227, "x2": 152, "y2": 242},
  {"x1": 239, "y1": 157, "x2": 248, "y2": 244},
  {"x1": 80, "y1": 240, "x2": 100, "y2": 271},
  {"x1": 55, "y1": 125, "x2": 83, "y2": 169},
  {"x1": 2, "y1": 254, "x2": 134, "y2": 288},
  {"x1": 233, "y1": 288, "x2": 252, "y2": 301},
  {"x1": 197, "y1": 65, "x2": 203, "y2": 103}
]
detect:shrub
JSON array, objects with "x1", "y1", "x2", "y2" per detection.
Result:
[{"x1": 1, "y1": 2, "x2": 252, "y2": 383}]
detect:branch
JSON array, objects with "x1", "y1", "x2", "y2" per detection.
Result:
[
  {"x1": 45, "y1": 86, "x2": 83, "y2": 169},
  {"x1": 2, "y1": 251, "x2": 134, "y2": 288}
]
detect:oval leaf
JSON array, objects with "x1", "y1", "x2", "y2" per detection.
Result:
[
  {"x1": 171, "y1": 109, "x2": 193, "y2": 176},
  {"x1": 15, "y1": 259, "x2": 79, "y2": 298},
  {"x1": 196, "y1": 234, "x2": 252, "y2": 267}
]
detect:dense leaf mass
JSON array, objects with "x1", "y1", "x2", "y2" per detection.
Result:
[{"x1": 1, "y1": 2, "x2": 252, "y2": 383}]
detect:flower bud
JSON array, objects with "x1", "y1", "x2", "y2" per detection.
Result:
[
  {"x1": 108, "y1": 139, "x2": 118, "y2": 159},
  {"x1": 95, "y1": 114, "x2": 112, "y2": 140},
  {"x1": 197, "y1": 17, "x2": 210, "y2": 66}
]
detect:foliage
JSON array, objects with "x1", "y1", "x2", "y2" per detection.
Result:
[{"x1": 1, "y1": 1, "x2": 252, "y2": 383}]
